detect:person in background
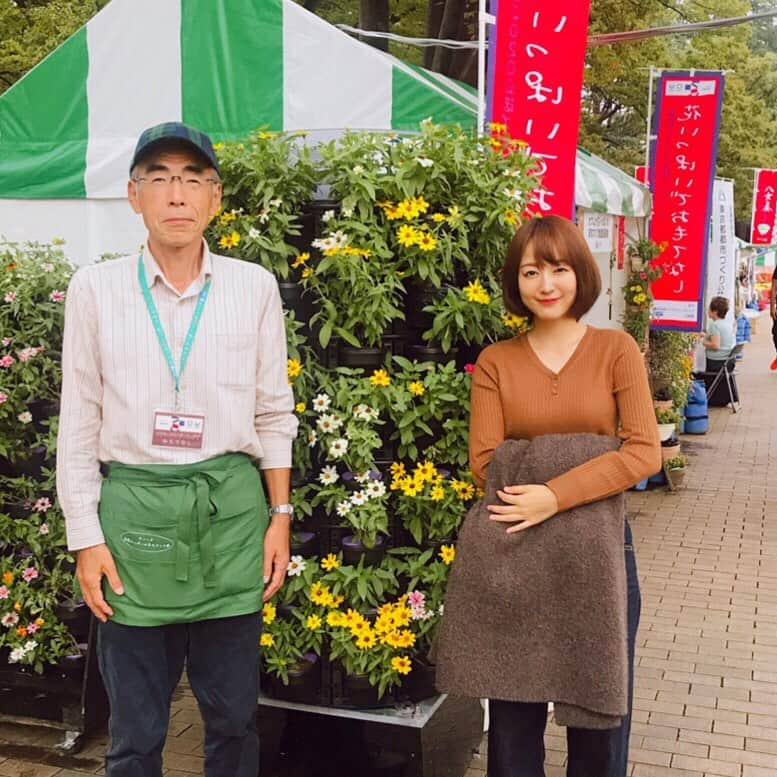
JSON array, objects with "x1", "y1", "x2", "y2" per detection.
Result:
[{"x1": 703, "y1": 296, "x2": 734, "y2": 372}]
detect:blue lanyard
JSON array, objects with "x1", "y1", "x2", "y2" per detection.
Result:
[{"x1": 138, "y1": 253, "x2": 211, "y2": 398}]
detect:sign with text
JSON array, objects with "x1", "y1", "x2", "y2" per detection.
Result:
[
  {"x1": 750, "y1": 169, "x2": 777, "y2": 246},
  {"x1": 489, "y1": 0, "x2": 591, "y2": 218},
  {"x1": 706, "y1": 179, "x2": 736, "y2": 319},
  {"x1": 649, "y1": 71, "x2": 725, "y2": 331},
  {"x1": 582, "y1": 211, "x2": 614, "y2": 254}
]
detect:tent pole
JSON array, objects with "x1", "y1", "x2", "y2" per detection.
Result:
[{"x1": 477, "y1": 0, "x2": 488, "y2": 136}]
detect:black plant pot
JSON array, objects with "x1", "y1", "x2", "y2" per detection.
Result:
[
  {"x1": 277, "y1": 603, "x2": 299, "y2": 621},
  {"x1": 55, "y1": 598, "x2": 91, "y2": 642},
  {"x1": 405, "y1": 655, "x2": 438, "y2": 703},
  {"x1": 408, "y1": 345, "x2": 458, "y2": 365},
  {"x1": 29, "y1": 399, "x2": 60, "y2": 433},
  {"x1": 278, "y1": 281, "x2": 317, "y2": 326},
  {"x1": 341, "y1": 671, "x2": 390, "y2": 709},
  {"x1": 266, "y1": 653, "x2": 321, "y2": 704},
  {"x1": 405, "y1": 281, "x2": 444, "y2": 332},
  {"x1": 336, "y1": 345, "x2": 386, "y2": 370},
  {"x1": 290, "y1": 531, "x2": 317, "y2": 558},
  {"x1": 341, "y1": 534, "x2": 386, "y2": 566}
]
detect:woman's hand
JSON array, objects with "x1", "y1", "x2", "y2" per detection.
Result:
[{"x1": 487, "y1": 484, "x2": 559, "y2": 534}]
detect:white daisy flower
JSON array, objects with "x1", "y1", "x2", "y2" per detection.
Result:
[
  {"x1": 317, "y1": 415, "x2": 337, "y2": 434},
  {"x1": 342, "y1": 206, "x2": 354, "y2": 218},
  {"x1": 17, "y1": 411, "x2": 32, "y2": 424},
  {"x1": 331, "y1": 230, "x2": 348, "y2": 248},
  {"x1": 287, "y1": 555, "x2": 306, "y2": 577},
  {"x1": 312, "y1": 394, "x2": 331, "y2": 413},
  {"x1": 2, "y1": 613, "x2": 19, "y2": 628},
  {"x1": 328, "y1": 438, "x2": 349, "y2": 459},
  {"x1": 336, "y1": 501, "x2": 351, "y2": 517},
  {"x1": 350, "y1": 491, "x2": 368, "y2": 506},
  {"x1": 248, "y1": 227, "x2": 261, "y2": 239},
  {"x1": 269, "y1": 198, "x2": 283, "y2": 208},
  {"x1": 352, "y1": 165, "x2": 364, "y2": 175},
  {"x1": 312, "y1": 236, "x2": 336, "y2": 251},
  {"x1": 353, "y1": 471, "x2": 370, "y2": 484},
  {"x1": 308, "y1": 430, "x2": 318, "y2": 447},
  {"x1": 417, "y1": 157, "x2": 434, "y2": 168},
  {"x1": 258, "y1": 208, "x2": 270, "y2": 223},
  {"x1": 365, "y1": 481, "x2": 386, "y2": 499},
  {"x1": 322, "y1": 210, "x2": 334, "y2": 223},
  {"x1": 9, "y1": 648, "x2": 24, "y2": 663},
  {"x1": 24, "y1": 640, "x2": 36, "y2": 652},
  {"x1": 318, "y1": 465, "x2": 339, "y2": 486},
  {"x1": 503, "y1": 188, "x2": 522, "y2": 200}
]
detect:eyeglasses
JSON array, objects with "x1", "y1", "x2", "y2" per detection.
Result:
[{"x1": 131, "y1": 174, "x2": 220, "y2": 192}]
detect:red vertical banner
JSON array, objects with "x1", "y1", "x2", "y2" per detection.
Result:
[
  {"x1": 649, "y1": 71, "x2": 725, "y2": 331},
  {"x1": 617, "y1": 216, "x2": 626, "y2": 270},
  {"x1": 750, "y1": 169, "x2": 777, "y2": 245},
  {"x1": 634, "y1": 166, "x2": 649, "y2": 185},
  {"x1": 489, "y1": 1, "x2": 591, "y2": 218}
]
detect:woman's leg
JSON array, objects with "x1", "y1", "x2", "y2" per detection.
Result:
[{"x1": 487, "y1": 699, "x2": 548, "y2": 777}]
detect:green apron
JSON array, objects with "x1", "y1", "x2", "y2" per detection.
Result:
[{"x1": 98, "y1": 453, "x2": 268, "y2": 626}]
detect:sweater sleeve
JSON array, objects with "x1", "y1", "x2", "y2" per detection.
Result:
[
  {"x1": 544, "y1": 335, "x2": 662, "y2": 512},
  {"x1": 469, "y1": 352, "x2": 505, "y2": 489}
]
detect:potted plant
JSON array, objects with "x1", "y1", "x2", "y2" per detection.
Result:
[
  {"x1": 661, "y1": 435, "x2": 682, "y2": 462},
  {"x1": 622, "y1": 240, "x2": 663, "y2": 351},
  {"x1": 655, "y1": 408, "x2": 680, "y2": 442},
  {"x1": 664, "y1": 454, "x2": 688, "y2": 487},
  {"x1": 652, "y1": 387, "x2": 673, "y2": 411}
]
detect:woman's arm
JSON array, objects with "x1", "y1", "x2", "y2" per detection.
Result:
[
  {"x1": 702, "y1": 322, "x2": 721, "y2": 350},
  {"x1": 543, "y1": 335, "x2": 662, "y2": 512},
  {"x1": 469, "y1": 357, "x2": 505, "y2": 489}
]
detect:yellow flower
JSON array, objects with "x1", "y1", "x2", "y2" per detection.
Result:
[
  {"x1": 410, "y1": 196, "x2": 430, "y2": 216},
  {"x1": 321, "y1": 553, "x2": 340, "y2": 571},
  {"x1": 382, "y1": 202, "x2": 402, "y2": 220},
  {"x1": 260, "y1": 633, "x2": 275, "y2": 647},
  {"x1": 408, "y1": 381, "x2": 425, "y2": 396},
  {"x1": 369, "y1": 369, "x2": 391, "y2": 387},
  {"x1": 446, "y1": 205, "x2": 461, "y2": 225},
  {"x1": 342, "y1": 609, "x2": 364, "y2": 629},
  {"x1": 397, "y1": 224, "x2": 419, "y2": 247},
  {"x1": 414, "y1": 460, "x2": 437, "y2": 482},
  {"x1": 416, "y1": 231, "x2": 438, "y2": 252},
  {"x1": 2, "y1": 572, "x2": 12, "y2": 585},
  {"x1": 390, "y1": 462, "x2": 406, "y2": 478},
  {"x1": 356, "y1": 631, "x2": 378, "y2": 650},
  {"x1": 440, "y1": 544, "x2": 456, "y2": 565},
  {"x1": 34, "y1": 617, "x2": 44, "y2": 627},
  {"x1": 287, "y1": 358, "x2": 302, "y2": 380},
  {"x1": 218, "y1": 230, "x2": 241, "y2": 249},
  {"x1": 330, "y1": 594, "x2": 344, "y2": 609},
  {"x1": 464, "y1": 279, "x2": 491, "y2": 305},
  {"x1": 503, "y1": 312, "x2": 528, "y2": 330},
  {"x1": 505, "y1": 209, "x2": 519, "y2": 226},
  {"x1": 431, "y1": 486, "x2": 445, "y2": 501},
  {"x1": 292, "y1": 252, "x2": 310, "y2": 268},
  {"x1": 301, "y1": 267, "x2": 312, "y2": 278},
  {"x1": 310, "y1": 582, "x2": 332, "y2": 606},
  {"x1": 392, "y1": 608, "x2": 412, "y2": 629},
  {"x1": 218, "y1": 211, "x2": 237, "y2": 226},
  {"x1": 262, "y1": 602, "x2": 277, "y2": 625},
  {"x1": 327, "y1": 611, "x2": 344, "y2": 627},
  {"x1": 295, "y1": 402, "x2": 306, "y2": 413},
  {"x1": 489, "y1": 122, "x2": 508, "y2": 135},
  {"x1": 401, "y1": 481, "x2": 420, "y2": 498},
  {"x1": 391, "y1": 656, "x2": 412, "y2": 675},
  {"x1": 13, "y1": 601, "x2": 21, "y2": 612},
  {"x1": 306, "y1": 614, "x2": 323, "y2": 631},
  {"x1": 213, "y1": 142, "x2": 225, "y2": 151},
  {"x1": 431, "y1": 213, "x2": 446, "y2": 223}
]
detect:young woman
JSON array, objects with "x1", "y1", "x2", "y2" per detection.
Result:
[
  {"x1": 701, "y1": 296, "x2": 736, "y2": 406},
  {"x1": 469, "y1": 215, "x2": 661, "y2": 777}
]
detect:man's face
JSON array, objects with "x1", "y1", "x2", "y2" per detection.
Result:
[{"x1": 128, "y1": 149, "x2": 222, "y2": 250}]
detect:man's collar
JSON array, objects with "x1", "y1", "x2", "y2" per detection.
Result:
[{"x1": 141, "y1": 239, "x2": 213, "y2": 292}]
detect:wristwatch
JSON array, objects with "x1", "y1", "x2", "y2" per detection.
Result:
[{"x1": 269, "y1": 504, "x2": 294, "y2": 518}]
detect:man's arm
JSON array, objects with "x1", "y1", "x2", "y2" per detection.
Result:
[{"x1": 56, "y1": 269, "x2": 123, "y2": 621}]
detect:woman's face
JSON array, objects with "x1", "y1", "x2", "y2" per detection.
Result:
[{"x1": 518, "y1": 246, "x2": 578, "y2": 322}]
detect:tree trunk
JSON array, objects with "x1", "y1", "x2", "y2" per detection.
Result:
[
  {"x1": 424, "y1": 0, "x2": 447, "y2": 69},
  {"x1": 430, "y1": 0, "x2": 467, "y2": 74},
  {"x1": 359, "y1": 0, "x2": 389, "y2": 52}
]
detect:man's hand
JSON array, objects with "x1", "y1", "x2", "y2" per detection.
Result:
[
  {"x1": 263, "y1": 516, "x2": 290, "y2": 602},
  {"x1": 487, "y1": 484, "x2": 559, "y2": 534},
  {"x1": 76, "y1": 544, "x2": 124, "y2": 622}
]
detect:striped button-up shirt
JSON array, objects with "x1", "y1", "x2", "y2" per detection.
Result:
[{"x1": 56, "y1": 240, "x2": 298, "y2": 551}]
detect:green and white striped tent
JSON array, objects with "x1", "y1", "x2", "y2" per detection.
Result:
[{"x1": 0, "y1": 0, "x2": 649, "y2": 262}]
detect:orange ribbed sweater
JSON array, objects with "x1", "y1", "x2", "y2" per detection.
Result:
[{"x1": 469, "y1": 326, "x2": 662, "y2": 512}]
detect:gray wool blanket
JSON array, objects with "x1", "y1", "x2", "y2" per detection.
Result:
[{"x1": 435, "y1": 434, "x2": 628, "y2": 729}]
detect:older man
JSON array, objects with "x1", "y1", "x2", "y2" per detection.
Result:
[{"x1": 56, "y1": 122, "x2": 297, "y2": 777}]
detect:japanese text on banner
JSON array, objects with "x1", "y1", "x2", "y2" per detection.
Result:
[
  {"x1": 649, "y1": 72, "x2": 725, "y2": 331},
  {"x1": 489, "y1": 0, "x2": 591, "y2": 218},
  {"x1": 750, "y1": 169, "x2": 777, "y2": 246}
]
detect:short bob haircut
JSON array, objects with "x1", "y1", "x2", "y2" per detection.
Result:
[
  {"x1": 709, "y1": 296, "x2": 729, "y2": 318},
  {"x1": 503, "y1": 214, "x2": 601, "y2": 321}
]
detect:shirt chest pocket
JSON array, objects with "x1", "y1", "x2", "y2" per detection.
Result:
[{"x1": 216, "y1": 333, "x2": 257, "y2": 388}]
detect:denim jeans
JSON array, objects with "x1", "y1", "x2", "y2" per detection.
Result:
[
  {"x1": 97, "y1": 612, "x2": 262, "y2": 777},
  {"x1": 487, "y1": 522, "x2": 641, "y2": 777}
]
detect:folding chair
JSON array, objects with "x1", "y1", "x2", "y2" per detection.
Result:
[{"x1": 697, "y1": 342, "x2": 745, "y2": 413}]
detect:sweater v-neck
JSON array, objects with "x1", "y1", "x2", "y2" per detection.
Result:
[{"x1": 523, "y1": 325, "x2": 592, "y2": 377}]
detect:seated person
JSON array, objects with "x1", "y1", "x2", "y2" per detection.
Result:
[{"x1": 702, "y1": 296, "x2": 737, "y2": 405}]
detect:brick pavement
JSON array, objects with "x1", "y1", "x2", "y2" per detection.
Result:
[{"x1": 1, "y1": 317, "x2": 775, "y2": 776}]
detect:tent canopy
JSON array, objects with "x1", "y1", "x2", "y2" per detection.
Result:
[{"x1": 0, "y1": 0, "x2": 649, "y2": 218}]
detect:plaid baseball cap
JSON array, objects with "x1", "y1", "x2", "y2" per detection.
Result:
[{"x1": 130, "y1": 122, "x2": 220, "y2": 175}]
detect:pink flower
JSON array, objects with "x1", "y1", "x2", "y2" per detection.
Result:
[
  {"x1": 463, "y1": 364, "x2": 475, "y2": 374},
  {"x1": 39, "y1": 524, "x2": 49, "y2": 536},
  {"x1": 22, "y1": 567, "x2": 38, "y2": 582},
  {"x1": 639, "y1": 272, "x2": 647, "y2": 280},
  {"x1": 50, "y1": 290, "x2": 65, "y2": 302},
  {"x1": 0, "y1": 586, "x2": 8, "y2": 599},
  {"x1": 0, "y1": 356, "x2": 14, "y2": 368},
  {"x1": 1, "y1": 337, "x2": 11, "y2": 346},
  {"x1": 407, "y1": 590, "x2": 426, "y2": 608},
  {"x1": 1, "y1": 613, "x2": 19, "y2": 628},
  {"x1": 3, "y1": 292, "x2": 16, "y2": 303},
  {"x1": 26, "y1": 622, "x2": 39, "y2": 634},
  {"x1": 18, "y1": 348, "x2": 33, "y2": 362},
  {"x1": 33, "y1": 497, "x2": 51, "y2": 513},
  {"x1": 0, "y1": 392, "x2": 7, "y2": 404}
]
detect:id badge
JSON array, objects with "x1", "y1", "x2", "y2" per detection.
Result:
[{"x1": 152, "y1": 410, "x2": 205, "y2": 449}]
